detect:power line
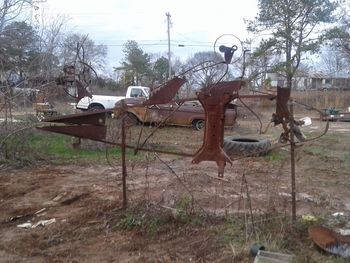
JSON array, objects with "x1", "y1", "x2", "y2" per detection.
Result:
[{"x1": 96, "y1": 42, "x2": 214, "y2": 48}]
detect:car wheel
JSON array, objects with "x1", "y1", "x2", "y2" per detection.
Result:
[
  {"x1": 123, "y1": 112, "x2": 139, "y2": 126},
  {"x1": 223, "y1": 136, "x2": 271, "y2": 157},
  {"x1": 193, "y1": 119, "x2": 205, "y2": 130},
  {"x1": 88, "y1": 104, "x2": 104, "y2": 111}
]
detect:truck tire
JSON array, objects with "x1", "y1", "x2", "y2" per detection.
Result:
[
  {"x1": 123, "y1": 112, "x2": 139, "y2": 126},
  {"x1": 223, "y1": 136, "x2": 271, "y2": 157},
  {"x1": 88, "y1": 104, "x2": 104, "y2": 111}
]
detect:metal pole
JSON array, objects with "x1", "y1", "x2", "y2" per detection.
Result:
[
  {"x1": 289, "y1": 100, "x2": 296, "y2": 222},
  {"x1": 166, "y1": 12, "x2": 171, "y2": 80},
  {"x1": 121, "y1": 101, "x2": 127, "y2": 208}
]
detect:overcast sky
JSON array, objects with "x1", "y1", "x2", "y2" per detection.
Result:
[{"x1": 39, "y1": 0, "x2": 259, "y2": 73}]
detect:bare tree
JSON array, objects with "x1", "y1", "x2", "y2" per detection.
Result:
[
  {"x1": 319, "y1": 48, "x2": 348, "y2": 74},
  {"x1": 32, "y1": 14, "x2": 69, "y2": 80},
  {"x1": 325, "y1": 0, "x2": 350, "y2": 72},
  {"x1": 61, "y1": 33, "x2": 107, "y2": 71},
  {"x1": 0, "y1": 0, "x2": 33, "y2": 31},
  {"x1": 185, "y1": 51, "x2": 233, "y2": 90}
]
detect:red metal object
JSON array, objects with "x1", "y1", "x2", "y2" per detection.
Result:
[
  {"x1": 38, "y1": 111, "x2": 109, "y2": 141},
  {"x1": 56, "y1": 63, "x2": 95, "y2": 102},
  {"x1": 38, "y1": 125, "x2": 107, "y2": 141},
  {"x1": 309, "y1": 226, "x2": 350, "y2": 257},
  {"x1": 146, "y1": 76, "x2": 187, "y2": 105},
  {"x1": 42, "y1": 110, "x2": 110, "y2": 126},
  {"x1": 192, "y1": 80, "x2": 243, "y2": 177},
  {"x1": 273, "y1": 86, "x2": 291, "y2": 126},
  {"x1": 271, "y1": 86, "x2": 292, "y2": 141},
  {"x1": 121, "y1": 101, "x2": 127, "y2": 208}
]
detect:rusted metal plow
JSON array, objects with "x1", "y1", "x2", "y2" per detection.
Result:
[
  {"x1": 309, "y1": 226, "x2": 350, "y2": 258},
  {"x1": 38, "y1": 110, "x2": 110, "y2": 141}
]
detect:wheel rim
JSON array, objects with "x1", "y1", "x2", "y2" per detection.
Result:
[{"x1": 195, "y1": 120, "x2": 205, "y2": 130}]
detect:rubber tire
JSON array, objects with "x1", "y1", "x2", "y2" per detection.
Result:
[
  {"x1": 88, "y1": 104, "x2": 104, "y2": 111},
  {"x1": 193, "y1": 119, "x2": 205, "y2": 130},
  {"x1": 223, "y1": 136, "x2": 271, "y2": 157},
  {"x1": 123, "y1": 112, "x2": 140, "y2": 126}
]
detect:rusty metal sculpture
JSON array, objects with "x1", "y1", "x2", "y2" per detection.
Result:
[
  {"x1": 37, "y1": 36, "x2": 327, "y2": 182},
  {"x1": 36, "y1": 35, "x2": 331, "y2": 216},
  {"x1": 37, "y1": 37, "x2": 293, "y2": 178}
]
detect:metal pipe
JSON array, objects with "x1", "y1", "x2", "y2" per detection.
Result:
[
  {"x1": 121, "y1": 102, "x2": 127, "y2": 208},
  {"x1": 289, "y1": 100, "x2": 296, "y2": 222}
]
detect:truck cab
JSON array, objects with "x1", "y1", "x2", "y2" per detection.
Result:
[
  {"x1": 126, "y1": 86, "x2": 149, "y2": 99},
  {"x1": 76, "y1": 86, "x2": 150, "y2": 111}
]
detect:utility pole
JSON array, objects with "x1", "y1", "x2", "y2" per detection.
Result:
[{"x1": 166, "y1": 12, "x2": 171, "y2": 80}]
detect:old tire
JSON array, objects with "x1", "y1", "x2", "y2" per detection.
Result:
[
  {"x1": 223, "y1": 136, "x2": 271, "y2": 157},
  {"x1": 123, "y1": 112, "x2": 140, "y2": 126},
  {"x1": 88, "y1": 104, "x2": 104, "y2": 111}
]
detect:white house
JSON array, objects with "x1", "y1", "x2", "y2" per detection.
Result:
[{"x1": 266, "y1": 71, "x2": 350, "y2": 90}]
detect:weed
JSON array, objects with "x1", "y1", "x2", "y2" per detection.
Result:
[
  {"x1": 115, "y1": 205, "x2": 174, "y2": 235},
  {"x1": 175, "y1": 196, "x2": 193, "y2": 223},
  {"x1": 221, "y1": 216, "x2": 245, "y2": 245},
  {"x1": 118, "y1": 212, "x2": 137, "y2": 229},
  {"x1": 265, "y1": 151, "x2": 285, "y2": 162},
  {"x1": 305, "y1": 146, "x2": 324, "y2": 156},
  {"x1": 344, "y1": 153, "x2": 350, "y2": 164},
  {"x1": 191, "y1": 214, "x2": 204, "y2": 227},
  {"x1": 0, "y1": 123, "x2": 37, "y2": 166}
]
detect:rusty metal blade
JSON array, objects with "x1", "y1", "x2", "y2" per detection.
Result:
[
  {"x1": 274, "y1": 86, "x2": 291, "y2": 125},
  {"x1": 202, "y1": 80, "x2": 243, "y2": 94},
  {"x1": 147, "y1": 77, "x2": 186, "y2": 105},
  {"x1": 42, "y1": 110, "x2": 111, "y2": 126},
  {"x1": 38, "y1": 125, "x2": 107, "y2": 140}
]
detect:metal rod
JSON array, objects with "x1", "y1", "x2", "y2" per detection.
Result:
[
  {"x1": 289, "y1": 99, "x2": 296, "y2": 223},
  {"x1": 121, "y1": 102, "x2": 127, "y2": 209}
]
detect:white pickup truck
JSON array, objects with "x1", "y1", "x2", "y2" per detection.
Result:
[{"x1": 76, "y1": 85, "x2": 150, "y2": 111}]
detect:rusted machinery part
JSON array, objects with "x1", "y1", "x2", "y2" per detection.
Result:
[
  {"x1": 274, "y1": 86, "x2": 291, "y2": 126},
  {"x1": 56, "y1": 61, "x2": 96, "y2": 102},
  {"x1": 37, "y1": 110, "x2": 110, "y2": 141},
  {"x1": 309, "y1": 226, "x2": 350, "y2": 258},
  {"x1": 192, "y1": 80, "x2": 243, "y2": 177},
  {"x1": 146, "y1": 76, "x2": 187, "y2": 105}
]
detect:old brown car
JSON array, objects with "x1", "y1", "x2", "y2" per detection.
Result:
[{"x1": 125, "y1": 100, "x2": 237, "y2": 130}]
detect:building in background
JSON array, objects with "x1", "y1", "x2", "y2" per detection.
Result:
[{"x1": 266, "y1": 71, "x2": 350, "y2": 91}]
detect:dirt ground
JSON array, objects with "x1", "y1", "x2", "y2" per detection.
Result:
[{"x1": 1, "y1": 110, "x2": 350, "y2": 262}]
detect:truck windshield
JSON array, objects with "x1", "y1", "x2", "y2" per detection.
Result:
[{"x1": 130, "y1": 87, "x2": 150, "y2": 98}]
